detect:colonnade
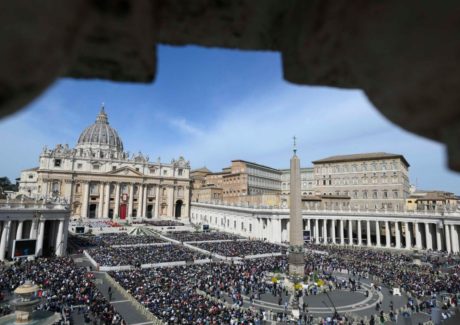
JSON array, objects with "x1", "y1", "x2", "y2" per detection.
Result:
[
  {"x1": 303, "y1": 218, "x2": 460, "y2": 253},
  {"x1": 190, "y1": 203, "x2": 460, "y2": 253},
  {"x1": 0, "y1": 217, "x2": 68, "y2": 261}
]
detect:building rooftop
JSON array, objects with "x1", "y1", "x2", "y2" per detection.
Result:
[
  {"x1": 231, "y1": 159, "x2": 282, "y2": 173},
  {"x1": 191, "y1": 167, "x2": 212, "y2": 173},
  {"x1": 312, "y1": 152, "x2": 410, "y2": 167}
]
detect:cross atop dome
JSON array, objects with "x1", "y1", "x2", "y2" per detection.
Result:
[{"x1": 96, "y1": 103, "x2": 109, "y2": 124}]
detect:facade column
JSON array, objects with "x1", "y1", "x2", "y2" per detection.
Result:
[
  {"x1": 16, "y1": 221, "x2": 24, "y2": 240},
  {"x1": 305, "y1": 218, "x2": 310, "y2": 231},
  {"x1": 138, "y1": 185, "x2": 144, "y2": 218},
  {"x1": 154, "y1": 185, "x2": 160, "y2": 218},
  {"x1": 375, "y1": 221, "x2": 381, "y2": 247},
  {"x1": 415, "y1": 223, "x2": 423, "y2": 249},
  {"x1": 55, "y1": 220, "x2": 64, "y2": 256},
  {"x1": 142, "y1": 185, "x2": 148, "y2": 217},
  {"x1": 0, "y1": 221, "x2": 11, "y2": 261},
  {"x1": 323, "y1": 220, "x2": 328, "y2": 243},
  {"x1": 35, "y1": 220, "x2": 45, "y2": 257},
  {"x1": 167, "y1": 186, "x2": 175, "y2": 217},
  {"x1": 114, "y1": 183, "x2": 120, "y2": 218},
  {"x1": 81, "y1": 182, "x2": 89, "y2": 218},
  {"x1": 445, "y1": 225, "x2": 452, "y2": 253},
  {"x1": 331, "y1": 219, "x2": 336, "y2": 244},
  {"x1": 103, "y1": 183, "x2": 110, "y2": 218},
  {"x1": 451, "y1": 225, "x2": 459, "y2": 253},
  {"x1": 128, "y1": 184, "x2": 134, "y2": 218},
  {"x1": 385, "y1": 221, "x2": 391, "y2": 248},
  {"x1": 357, "y1": 220, "x2": 362, "y2": 246},
  {"x1": 405, "y1": 222, "x2": 411, "y2": 249},
  {"x1": 366, "y1": 220, "x2": 371, "y2": 246},
  {"x1": 315, "y1": 219, "x2": 319, "y2": 244},
  {"x1": 425, "y1": 223, "x2": 433, "y2": 250},
  {"x1": 395, "y1": 221, "x2": 401, "y2": 249},
  {"x1": 348, "y1": 219, "x2": 353, "y2": 245},
  {"x1": 340, "y1": 220, "x2": 345, "y2": 245},
  {"x1": 98, "y1": 182, "x2": 104, "y2": 218},
  {"x1": 436, "y1": 225, "x2": 443, "y2": 251}
]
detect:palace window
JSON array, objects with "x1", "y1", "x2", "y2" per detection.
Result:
[
  {"x1": 52, "y1": 181, "x2": 60, "y2": 193},
  {"x1": 163, "y1": 170, "x2": 167, "y2": 175},
  {"x1": 178, "y1": 168, "x2": 183, "y2": 176},
  {"x1": 383, "y1": 191, "x2": 388, "y2": 199},
  {"x1": 77, "y1": 163, "x2": 82, "y2": 169},
  {"x1": 373, "y1": 191, "x2": 378, "y2": 199},
  {"x1": 93, "y1": 164, "x2": 99, "y2": 170},
  {"x1": 54, "y1": 159, "x2": 61, "y2": 167}
]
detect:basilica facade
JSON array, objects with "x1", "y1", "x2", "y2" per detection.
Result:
[{"x1": 18, "y1": 106, "x2": 191, "y2": 220}]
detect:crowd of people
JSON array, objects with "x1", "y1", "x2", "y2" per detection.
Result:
[
  {"x1": 96, "y1": 233, "x2": 166, "y2": 246},
  {"x1": 301, "y1": 244, "x2": 460, "y2": 300},
  {"x1": 87, "y1": 244, "x2": 209, "y2": 266},
  {"x1": 191, "y1": 240, "x2": 287, "y2": 257},
  {"x1": 140, "y1": 220, "x2": 185, "y2": 227},
  {"x1": 167, "y1": 231, "x2": 241, "y2": 242},
  {"x1": 109, "y1": 257, "x2": 287, "y2": 324},
  {"x1": 68, "y1": 233, "x2": 166, "y2": 252},
  {"x1": 0, "y1": 257, "x2": 125, "y2": 324},
  {"x1": 70, "y1": 219, "x2": 122, "y2": 228}
]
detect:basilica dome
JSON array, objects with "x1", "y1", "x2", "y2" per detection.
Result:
[{"x1": 76, "y1": 106, "x2": 124, "y2": 152}]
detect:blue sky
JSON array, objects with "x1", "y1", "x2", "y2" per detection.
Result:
[{"x1": 0, "y1": 45, "x2": 459, "y2": 193}]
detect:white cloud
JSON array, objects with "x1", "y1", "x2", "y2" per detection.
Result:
[{"x1": 168, "y1": 118, "x2": 204, "y2": 137}]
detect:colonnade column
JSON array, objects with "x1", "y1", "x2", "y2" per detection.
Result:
[
  {"x1": 395, "y1": 221, "x2": 401, "y2": 249},
  {"x1": 331, "y1": 220, "x2": 336, "y2": 244},
  {"x1": 103, "y1": 183, "x2": 110, "y2": 218},
  {"x1": 323, "y1": 220, "x2": 328, "y2": 243},
  {"x1": 348, "y1": 219, "x2": 353, "y2": 245},
  {"x1": 405, "y1": 222, "x2": 411, "y2": 249},
  {"x1": 415, "y1": 223, "x2": 423, "y2": 249},
  {"x1": 0, "y1": 221, "x2": 11, "y2": 261},
  {"x1": 445, "y1": 225, "x2": 452, "y2": 253},
  {"x1": 128, "y1": 184, "x2": 134, "y2": 218},
  {"x1": 35, "y1": 220, "x2": 45, "y2": 257},
  {"x1": 55, "y1": 220, "x2": 64, "y2": 256},
  {"x1": 451, "y1": 225, "x2": 459, "y2": 253},
  {"x1": 366, "y1": 220, "x2": 371, "y2": 247},
  {"x1": 315, "y1": 219, "x2": 319, "y2": 244},
  {"x1": 357, "y1": 220, "x2": 362, "y2": 246},
  {"x1": 137, "y1": 185, "x2": 144, "y2": 218},
  {"x1": 81, "y1": 182, "x2": 89, "y2": 218},
  {"x1": 425, "y1": 223, "x2": 433, "y2": 250},
  {"x1": 16, "y1": 221, "x2": 24, "y2": 240},
  {"x1": 30, "y1": 219, "x2": 38, "y2": 238},
  {"x1": 340, "y1": 220, "x2": 345, "y2": 245},
  {"x1": 385, "y1": 221, "x2": 391, "y2": 248},
  {"x1": 98, "y1": 183, "x2": 104, "y2": 218},
  {"x1": 114, "y1": 183, "x2": 120, "y2": 218},
  {"x1": 436, "y1": 225, "x2": 443, "y2": 251},
  {"x1": 375, "y1": 221, "x2": 381, "y2": 247}
]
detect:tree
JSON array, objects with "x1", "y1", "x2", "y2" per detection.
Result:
[{"x1": 0, "y1": 177, "x2": 17, "y2": 198}]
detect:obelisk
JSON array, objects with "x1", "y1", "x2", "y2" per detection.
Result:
[{"x1": 289, "y1": 137, "x2": 304, "y2": 275}]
